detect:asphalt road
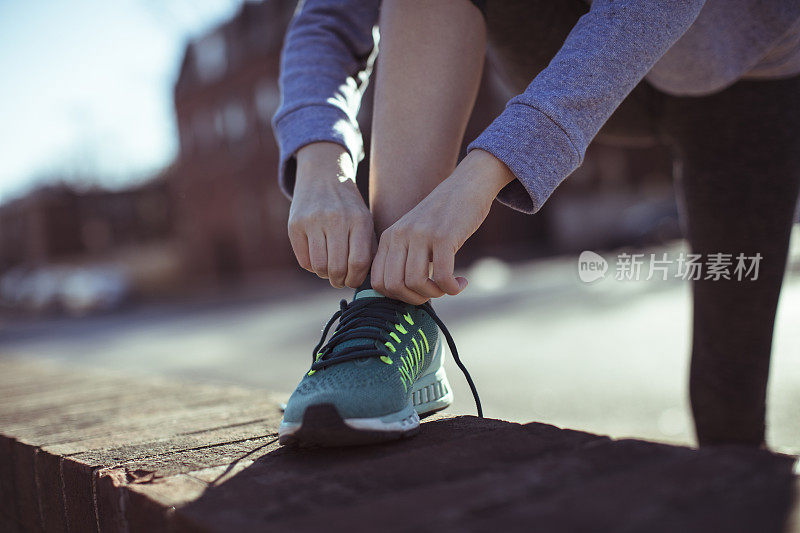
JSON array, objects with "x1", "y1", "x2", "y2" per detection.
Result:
[{"x1": 3, "y1": 238, "x2": 799, "y2": 452}]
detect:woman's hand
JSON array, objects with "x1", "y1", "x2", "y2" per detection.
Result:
[
  {"x1": 371, "y1": 149, "x2": 516, "y2": 304},
  {"x1": 288, "y1": 142, "x2": 376, "y2": 289}
]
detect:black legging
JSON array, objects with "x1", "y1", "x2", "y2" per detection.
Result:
[
  {"x1": 660, "y1": 78, "x2": 800, "y2": 446},
  {"x1": 482, "y1": 0, "x2": 800, "y2": 446}
]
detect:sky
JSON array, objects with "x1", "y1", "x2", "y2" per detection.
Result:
[{"x1": 0, "y1": 0, "x2": 246, "y2": 203}]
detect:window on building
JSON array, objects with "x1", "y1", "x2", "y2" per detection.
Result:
[
  {"x1": 254, "y1": 80, "x2": 280, "y2": 125},
  {"x1": 222, "y1": 101, "x2": 247, "y2": 142},
  {"x1": 194, "y1": 32, "x2": 227, "y2": 83}
]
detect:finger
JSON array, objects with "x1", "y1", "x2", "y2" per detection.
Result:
[
  {"x1": 288, "y1": 227, "x2": 312, "y2": 272},
  {"x1": 385, "y1": 239, "x2": 426, "y2": 305},
  {"x1": 324, "y1": 226, "x2": 348, "y2": 288},
  {"x1": 370, "y1": 234, "x2": 389, "y2": 295},
  {"x1": 432, "y1": 246, "x2": 466, "y2": 295},
  {"x1": 345, "y1": 222, "x2": 374, "y2": 288},
  {"x1": 307, "y1": 229, "x2": 328, "y2": 279},
  {"x1": 405, "y1": 242, "x2": 445, "y2": 300}
]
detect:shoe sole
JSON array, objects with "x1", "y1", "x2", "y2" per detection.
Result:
[
  {"x1": 278, "y1": 403, "x2": 420, "y2": 447},
  {"x1": 279, "y1": 340, "x2": 453, "y2": 447}
]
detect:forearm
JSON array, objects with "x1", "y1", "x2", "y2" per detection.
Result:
[
  {"x1": 469, "y1": 0, "x2": 706, "y2": 213},
  {"x1": 272, "y1": 0, "x2": 380, "y2": 199},
  {"x1": 369, "y1": 0, "x2": 487, "y2": 234}
]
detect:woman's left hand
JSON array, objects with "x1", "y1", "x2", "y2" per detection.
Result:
[{"x1": 371, "y1": 149, "x2": 516, "y2": 304}]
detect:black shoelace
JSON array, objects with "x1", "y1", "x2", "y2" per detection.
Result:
[{"x1": 310, "y1": 297, "x2": 483, "y2": 417}]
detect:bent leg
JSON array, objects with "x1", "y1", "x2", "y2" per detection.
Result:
[
  {"x1": 369, "y1": 0, "x2": 486, "y2": 234},
  {"x1": 661, "y1": 76, "x2": 800, "y2": 446}
]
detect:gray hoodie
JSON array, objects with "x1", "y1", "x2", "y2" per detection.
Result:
[{"x1": 272, "y1": 0, "x2": 800, "y2": 214}]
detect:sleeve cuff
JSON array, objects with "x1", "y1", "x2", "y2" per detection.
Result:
[
  {"x1": 467, "y1": 103, "x2": 581, "y2": 214},
  {"x1": 272, "y1": 105, "x2": 364, "y2": 200}
]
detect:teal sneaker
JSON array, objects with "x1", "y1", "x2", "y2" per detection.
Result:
[{"x1": 278, "y1": 286, "x2": 482, "y2": 447}]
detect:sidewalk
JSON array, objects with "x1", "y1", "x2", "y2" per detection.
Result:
[{"x1": 1, "y1": 358, "x2": 796, "y2": 532}]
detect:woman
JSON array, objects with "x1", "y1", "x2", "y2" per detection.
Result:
[{"x1": 273, "y1": 0, "x2": 800, "y2": 448}]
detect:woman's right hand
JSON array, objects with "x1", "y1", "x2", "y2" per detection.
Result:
[{"x1": 288, "y1": 142, "x2": 376, "y2": 289}]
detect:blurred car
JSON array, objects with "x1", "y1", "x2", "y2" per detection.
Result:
[{"x1": 0, "y1": 264, "x2": 130, "y2": 316}]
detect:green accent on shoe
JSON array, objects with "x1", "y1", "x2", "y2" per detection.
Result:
[{"x1": 418, "y1": 329, "x2": 430, "y2": 351}]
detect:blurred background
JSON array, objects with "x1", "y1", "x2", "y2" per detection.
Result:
[{"x1": 1, "y1": 0, "x2": 798, "y2": 452}]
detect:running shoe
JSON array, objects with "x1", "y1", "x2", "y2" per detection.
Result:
[{"x1": 278, "y1": 285, "x2": 481, "y2": 446}]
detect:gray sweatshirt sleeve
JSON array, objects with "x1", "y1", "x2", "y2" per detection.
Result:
[
  {"x1": 271, "y1": 0, "x2": 380, "y2": 199},
  {"x1": 468, "y1": 0, "x2": 706, "y2": 214}
]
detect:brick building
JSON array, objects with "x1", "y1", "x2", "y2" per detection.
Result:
[
  {"x1": 0, "y1": 180, "x2": 172, "y2": 271},
  {"x1": 169, "y1": 0, "x2": 295, "y2": 282}
]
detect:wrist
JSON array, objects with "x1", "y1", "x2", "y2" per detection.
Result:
[
  {"x1": 295, "y1": 142, "x2": 355, "y2": 186},
  {"x1": 456, "y1": 149, "x2": 516, "y2": 197}
]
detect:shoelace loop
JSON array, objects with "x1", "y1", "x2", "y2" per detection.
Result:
[{"x1": 309, "y1": 296, "x2": 483, "y2": 417}]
